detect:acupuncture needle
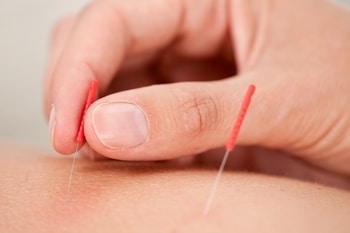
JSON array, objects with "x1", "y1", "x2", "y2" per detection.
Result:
[
  {"x1": 203, "y1": 84, "x2": 256, "y2": 215},
  {"x1": 66, "y1": 80, "x2": 99, "y2": 202}
]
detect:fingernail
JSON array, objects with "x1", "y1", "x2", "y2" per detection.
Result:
[
  {"x1": 93, "y1": 102, "x2": 148, "y2": 148},
  {"x1": 49, "y1": 106, "x2": 56, "y2": 145}
]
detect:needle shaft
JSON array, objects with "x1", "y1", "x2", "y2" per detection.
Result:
[
  {"x1": 65, "y1": 143, "x2": 80, "y2": 202},
  {"x1": 203, "y1": 149, "x2": 230, "y2": 215}
]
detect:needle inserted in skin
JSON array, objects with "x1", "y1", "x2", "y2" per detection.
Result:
[
  {"x1": 203, "y1": 84, "x2": 256, "y2": 215},
  {"x1": 65, "y1": 143, "x2": 79, "y2": 202},
  {"x1": 65, "y1": 80, "x2": 99, "y2": 202}
]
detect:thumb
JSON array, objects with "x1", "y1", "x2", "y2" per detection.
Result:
[{"x1": 84, "y1": 73, "x2": 275, "y2": 161}]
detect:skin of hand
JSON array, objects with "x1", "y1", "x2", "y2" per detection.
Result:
[{"x1": 44, "y1": 0, "x2": 350, "y2": 175}]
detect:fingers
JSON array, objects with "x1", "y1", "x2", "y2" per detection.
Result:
[
  {"x1": 83, "y1": 73, "x2": 276, "y2": 161},
  {"x1": 47, "y1": 0, "x2": 180, "y2": 154},
  {"x1": 45, "y1": 0, "x2": 228, "y2": 154}
]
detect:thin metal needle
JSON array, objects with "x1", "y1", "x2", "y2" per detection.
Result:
[
  {"x1": 65, "y1": 143, "x2": 80, "y2": 202},
  {"x1": 203, "y1": 150, "x2": 230, "y2": 215}
]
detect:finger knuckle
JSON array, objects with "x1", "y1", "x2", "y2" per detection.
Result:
[{"x1": 173, "y1": 85, "x2": 219, "y2": 138}]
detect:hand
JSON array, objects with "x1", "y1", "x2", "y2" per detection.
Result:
[{"x1": 44, "y1": 0, "x2": 350, "y2": 174}]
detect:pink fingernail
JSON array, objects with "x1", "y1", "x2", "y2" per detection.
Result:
[{"x1": 92, "y1": 103, "x2": 148, "y2": 148}]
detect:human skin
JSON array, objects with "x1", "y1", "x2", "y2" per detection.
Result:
[
  {"x1": 44, "y1": 0, "x2": 350, "y2": 175},
  {"x1": 1, "y1": 144, "x2": 350, "y2": 233}
]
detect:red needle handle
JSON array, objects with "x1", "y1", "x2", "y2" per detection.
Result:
[
  {"x1": 225, "y1": 84, "x2": 256, "y2": 152},
  {"x1": 75, "y1": 80, "x2": 99, "y2": 144}
]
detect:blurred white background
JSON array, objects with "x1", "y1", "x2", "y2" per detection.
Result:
[
  {"x1": 0, "y1": 0, "x2": 89, "y2": 148},
  {"x1": 0, "y1": 0, "x2": 349, "y2": 148}
]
